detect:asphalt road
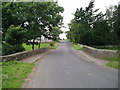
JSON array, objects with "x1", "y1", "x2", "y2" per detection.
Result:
[{"x1": 24, "y1": 40, "x2": 118, "y2": 88}]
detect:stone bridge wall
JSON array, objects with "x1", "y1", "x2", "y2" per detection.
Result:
[
  {"x1": 82, "y1": 45, "x2": 119, "y2": 59},
  {"x1": 1, "y1": 47, "x2": 50, "y2": 62}
]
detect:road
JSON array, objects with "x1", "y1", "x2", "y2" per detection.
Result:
[{"x1": 24, "y1": 40, "x2": 118, "y2": 88}]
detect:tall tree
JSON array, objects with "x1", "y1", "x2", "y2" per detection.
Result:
[
  {"x1": 67, "y1": 0, "x2": 118, "y2": 45},
  {"x1": 2, "y1": 2, "x2": 64, "y2": 55}
]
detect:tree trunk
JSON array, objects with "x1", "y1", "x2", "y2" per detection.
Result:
[
  {"x1": 38, "y1": 36, "x2": 41, "y2": 48},
  {"x1": 32, "y1": 39, "x2": 35, "y2": 50}
]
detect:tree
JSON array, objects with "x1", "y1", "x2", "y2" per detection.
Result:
[
  {"x1": 2, "y1": 2, "x2": 64, "y2": 54},
  {"x1": 25, "y1": 2, "x2": 64, "y2": 49},
  {"x1": 50, "y1": 27, "x2": 63, "y2": 41},
  {"x1": 67, "y1": 0, "x2": 119, "y2": 46}
]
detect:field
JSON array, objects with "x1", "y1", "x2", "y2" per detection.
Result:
[{"x1": 22, "y1": 43, "x2": 50, "y2": 51}]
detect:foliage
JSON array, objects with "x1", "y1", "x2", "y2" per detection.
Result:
[
  {"x1": 2, "y1": 61, "x2": 35, "y2": 88},
  {"x1": 2, "y1": 2, "x2": 64, "y2": 55},
  {"x1": 50, "y1": 42, "x2": 59, "y2": 49},
  {"x1": 50, "y1": 42, "x2": 54, "y2": 47},
  {"x1": 2, "y1": 43, "x2": 25, "y2": 55},
  {"x1": 50, "y1": 27, "x2": 63, "y2": 41},
  {"x1": 2, "y1": 26, "x2": 26, "y2": 55},
  {"x1": 5, "y1": 26, "x2": 27, "y2": 45},
  {"x1": 72, "y1": 43, "x2": 83, "y2": 50},
  {"x1": 66, "y1": 1, "x2": 119, "y2": 46}
]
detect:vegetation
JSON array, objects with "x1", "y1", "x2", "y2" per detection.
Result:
[
  {"x1": 66, "y1": 1, "x2": 120, "y2": 46},
  {"x1": 22, "y1": 43, "x2": 50, "y2": 51},
  {"x1": 106, "y1": 61, "x2": 119, "y2": 69},
  {"x1": 104, "y1": 56, "x2": 120, "y2": 69},
  {"x1": 2, "y1": 61, "x2": 35, "y2": 88},
  {"x1": 2, "y1": 26, "x2": 26, "y2": 55},
  {"x1": 104, "y1": 57, "x2": 119, "y2": 61},
  {"x1": 2, "y1": 2, "x2": 64, "y2": 55},
  {"x1": 0, "y1": 64, "x2": 2, "y2": 89},
  {"x1": 50, "y1": 42, "x2": 59, "y2": 49},
  {"x1": 23, "y1": 41, "x2": 59, "y2": 50},
  {"x1": 66, "y1": 1, "x2": 120, "y2": 69},
  {"x1": 72, "y1": 43, "x2": 83, "y2": 50}
]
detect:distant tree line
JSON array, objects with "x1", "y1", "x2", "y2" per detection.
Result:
[
  {"x1": 2, "y1": 2, "x2": 64, "y2": 55},
  {"x1": 66, "y1": 1, "x2": 120, "y2": 46}
]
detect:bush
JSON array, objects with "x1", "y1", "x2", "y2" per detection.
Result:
[
  {"x1": 2, "y1": 43, "x2": 25, "y2": 56},
  {"x1": 50, "y1": 42, "x2": 54, "y2": 47},
  {"x1": 5, "y1": 26, "x2": 26, "y2": 45},
  {"x1": 2, "y1": 43, "x2": 15, "y2": 55}
]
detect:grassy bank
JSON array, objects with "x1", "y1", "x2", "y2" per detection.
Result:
[
  {"x1": 2, "y1": 61, "x2": 35, "y2": 88},
  {"x1": 72, "y1": 43, "x2": 83, "y2": 50},
  {"x1": 104, "y1": 56, "x2": 120, "y2": 69}
]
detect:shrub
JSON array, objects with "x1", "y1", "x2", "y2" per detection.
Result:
[
  {"x1": 5, "y1": 26, "x2": 26, "y2": 45},
  {"x1": 2, "y1": 43, "x2": 15, "y2": 55},
  {"x1": 2, "y1": 43, "x2": 25, "y2": 56},
  {"x1": 50, "y1": 42, "x2": 54, "y2": 47}
]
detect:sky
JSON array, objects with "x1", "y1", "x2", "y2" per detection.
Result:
[{"x1": 58, "y1": 0, "x2": 120, "y2": 39}]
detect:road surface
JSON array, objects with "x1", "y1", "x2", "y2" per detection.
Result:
[{"x1": 24, "y1": 40, "x2": 118, "y2": 88}]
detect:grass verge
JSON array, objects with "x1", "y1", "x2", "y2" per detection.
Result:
[
  {"x1": 106, "y1": 61, "x2": 119, "y2": 69},
  {"x1": 104, "y1": 56, "x2": 120, "y2": 69},
  {"x1": 72, "y1": 42, "x2": 83, "y2": 50},
  {"x1": 2, "y1": 61, "x2": 35, "y2": 88}
]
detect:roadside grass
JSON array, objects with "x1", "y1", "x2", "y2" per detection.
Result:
[
  {"x1": 104, "y1": 56, "x2": 120, "y2": 69},
  {"x1": 22, "y1": 43, "x2": 50, "y2": 51},
  {"x1": 72, "y1": 43, "x2": 83, "y2": 50},
  {"x1": 0, "y1": 64, "x2": 2, "y2": 90},
  {"x1": 104, "y1": 57, "x2": 119, "y2": 61},
  {"x1": 106, "y1": 61, "x2": 119, "y2": 69},
  {"x1": 2, "y1": 61, "x2": 35, "y2": 88}
]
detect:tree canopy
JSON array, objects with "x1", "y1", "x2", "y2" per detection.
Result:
[
  {"x1": 66, "y1": 1, "x2": 119, "y2": 46},
  {"x1": 2, "y1": 2, "x2": 64, "y2": 55}
]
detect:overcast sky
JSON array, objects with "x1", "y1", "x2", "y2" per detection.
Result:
[{"x1": 58, "y1": 0, "x2": 119, "y2": 39}]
